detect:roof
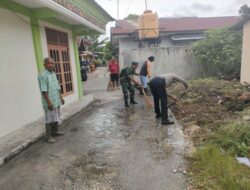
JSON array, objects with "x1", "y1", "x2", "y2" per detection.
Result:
[{"x1": 111, "y1": 16, "x2": 241, "y2": 35}]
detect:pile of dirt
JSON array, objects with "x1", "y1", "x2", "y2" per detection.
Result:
[
  {"x1": 169, "y1": 78, "x2": 250, "y2": 130},
  {"x1": 168, "y1": 78, "x2": 250, "y2": 189}
]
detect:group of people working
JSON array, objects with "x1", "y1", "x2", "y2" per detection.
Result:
[
  {"x1": 117, "y1": 56, "x2": 188, "y2": 125},
  {"x1": 38, "y1": 56, "x2": 188, "y2": 143}
]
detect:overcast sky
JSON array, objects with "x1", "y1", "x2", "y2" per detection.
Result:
[
  {"x1": 96, "y1": 0, "x2": 250, "y2": 19},
  {"x1": 95, "y1": 0, "x2": 250, "y2": 38}
]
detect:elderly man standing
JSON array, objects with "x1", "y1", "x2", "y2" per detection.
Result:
[{"x1": 38, "y1": 57, "x2": 65, "y2": 143}]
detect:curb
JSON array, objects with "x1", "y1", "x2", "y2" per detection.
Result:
[{"x1": 0, "y1": 95, "x2": 94, "y2": 166}]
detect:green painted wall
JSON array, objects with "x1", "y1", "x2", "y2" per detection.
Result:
[
  {"x1": 73, "y1": 0, "x2": 113, "y2": 24},
  {"x1": 0, "y1": 0, "x2": 31, "y2": 17},
  {"x1": 0, "y1": 0, "x2": 111, "y2": 98},
  {"x1": 31, "y1": 16, "x2": 44, "y2": 72},
  {"x1": 72, "y1": 31, "x2": 84, "y2": 98}
]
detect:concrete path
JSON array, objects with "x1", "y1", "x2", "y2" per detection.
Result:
[
  {"x1": 0, "y1": 95, "x2": 94, "y2": 166},
  {"x1": 0, "y1": 68, "x2": 187, "y2": 190}
]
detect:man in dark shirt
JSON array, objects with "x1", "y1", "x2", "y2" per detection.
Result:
[{"x1": 139, "y1": 56, "x2": 154, "y2": 95}]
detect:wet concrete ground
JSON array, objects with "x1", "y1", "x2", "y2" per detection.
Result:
[{"x1": 0, "y1": 68, "x2": 186, "y2": 190}]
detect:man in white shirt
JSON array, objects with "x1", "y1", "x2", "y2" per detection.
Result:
[{"x1": 149, "y1": 73, "x2": 188, "y2": 125}]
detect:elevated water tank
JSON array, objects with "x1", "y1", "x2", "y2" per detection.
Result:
[{"x1": 138, "y1": 10, "x2": 159, "y2": 40}]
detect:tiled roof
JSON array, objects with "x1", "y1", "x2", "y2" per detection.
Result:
[
  {"x1": 111, "y1": 16, "x2": 241, "y2": 35},
  {"x1": 111, "y1": 20, "x2": 138, "y2": 34}
]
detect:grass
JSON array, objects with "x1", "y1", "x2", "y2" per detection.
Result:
[
  {"x1": 168, "y1": 78, "x2": 250, "y2": 189},
  {"x1": 210, "y1": 123, "x2": 250, "y2": 157},
  {"x1": 191, "y1": 145, "x2": 250, "y2": 190}
]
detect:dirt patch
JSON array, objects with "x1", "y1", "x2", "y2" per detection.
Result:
[
  {"x1": 169, "y1": 78, "x2": 250, "y2": 129},
  {"x1": 168, "y1": 78, "x2": 250, "y2": 189}
]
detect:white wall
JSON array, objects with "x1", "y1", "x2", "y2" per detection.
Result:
[
  {"x1": 161, "y1": 38, "x2": 173, "y2": 47},
  {"x1": 241, "y1": 20, "x2": 250, "y2": 84},
  {"x1": 123, "y1": 47, "x2": 204, "y2": 80},
  {"x1": 0, "y1": 8, "x2": 44, "y2": 137},
  {"x1": 119, "y1": 38, "x2": 139, "y2": 68},
  {"x1": 39, "y1": 21, "x2": 79, "y2": 105}
]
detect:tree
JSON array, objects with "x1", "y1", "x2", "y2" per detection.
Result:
[
  {"x1": 239, "y1": 4, "x2": 250, "y2": 19},
  {"x1": 87, "y1": 36, "x2": 117, "y2": 66},
  {"x1": 191, "y1": 28, "x2": 243, "y2": 78},
  {"x1": 88, "y1": 35, "x2": 108, "y2": 52},
  {"x1": 125, "y1": 14, "x2": 139, "y2": 20},
  {"x1": 103, "y1": 41, "x2": 116, "y2": 60}
]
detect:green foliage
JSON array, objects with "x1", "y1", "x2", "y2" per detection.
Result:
[
  {"x1": 191, "y1": 28, "x2": 242, "y2": 77},
  {"x1": 92, "y1": 59, "x2": 101, "y2": 67},
  {"x1": 125, "y1": 14, "x2": 139, "y2": 20},
  {"x1": 210, "y1": 123, "x2": 250, "y2": 157},
  {"x1": 89, "y1": 35, "x2": 109, "y2": 52},
  {"x1": 239, "y1": 4, "x2": 250, "y2": 19},
  {"x1": 88, "y1": 36, "x2": 117, "y2": 63},
  {"x1": 103, "y1": 41, "x2": 116, "y2": 61},
  {"x1": 191, "y1": 145, "x2": 250, "y2": 190}
]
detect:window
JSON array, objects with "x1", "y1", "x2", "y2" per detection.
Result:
[{"x1": 46, "y1": 28, "x2": 73, "y2": 96}]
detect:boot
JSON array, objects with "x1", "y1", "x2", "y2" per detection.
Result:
[
  {"x1": 125, "y1": 100, "x2": 129, "y2": 107},
  {"x1": 52, "y1": 122, "x2": 64, "y2": 136},
  {"x1": 155, "y1": 113, "x2": 162, "y2": 119},
  {"x1": 45, "y1": 124, "x2": 56, "y2": 143},
  {"x1": 130, "y1": 98, "x2": 138, "y2": 104},
  {"x1": 161, "y1": 119, "x2": 174, "y2": 125}
]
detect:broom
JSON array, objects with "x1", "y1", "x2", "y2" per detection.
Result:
[
  {"x1": 107, "y1": 78, "x2": 113, "y2": 91},
  {"x1": 142, "y1": 88, "x2": 154, "y2": 109}
]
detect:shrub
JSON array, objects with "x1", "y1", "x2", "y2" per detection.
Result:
[{"x1": 191, "y1": 28, "x2": 242, "y2": 78}]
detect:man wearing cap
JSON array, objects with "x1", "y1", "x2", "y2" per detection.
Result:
[
  {"x1": 38, "y1": 57, "x2": 65, "y2": 143},
  {"x1": 139, "y1": 56, "x2": 155, "y2": 95},
  {"x1": 120, "y1": 62, "x2": 141, "y2": 107},
  {"x1": 149, "y1": 73, "x2": 188, "y2": 125}
]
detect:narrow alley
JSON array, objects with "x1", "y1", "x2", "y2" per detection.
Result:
[{"x1": 0, "y1": 68, "x2": 186, "y2": 190}]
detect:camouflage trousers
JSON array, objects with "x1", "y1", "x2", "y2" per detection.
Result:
[{"x1": 120, "y1": 79, "x2": 135, "y2": 101}]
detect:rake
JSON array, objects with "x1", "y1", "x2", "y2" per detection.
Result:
[
  {"x1": 167, "y1": 92, "x2": 186, "y2": 108},
  {"x1": 107, "y1": 78, "x2": 113, "y2": 91}
]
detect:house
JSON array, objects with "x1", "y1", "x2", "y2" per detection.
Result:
[
  {"x1": 78, "y1": 37, "x2": 94, "y2": 71},
  {"x1": 0, "y1": 0, "x2": 113, "y2": 138},
  {"x1": 111, "y1": 11, "x2": 240, "y2": 67},
  {"x1": 241, "y1": 19, "x2": 250, "y2": 83}
]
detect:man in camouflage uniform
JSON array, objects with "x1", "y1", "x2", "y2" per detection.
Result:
[{"x1": 120, "y1": 62, "x2": 141, "y2": 107}]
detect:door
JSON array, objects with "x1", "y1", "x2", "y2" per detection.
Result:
[{"x1": 46, "y1": 28, "x2": 73, "y2": 96}]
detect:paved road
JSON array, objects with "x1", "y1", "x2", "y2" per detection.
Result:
[{"x1": 0, "y1": 68, "x2": 186, "y2": 190}]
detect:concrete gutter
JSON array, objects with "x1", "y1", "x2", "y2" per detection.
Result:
[{"x1": 0, "y1": 95, "x2": 94, "y2": 166}]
